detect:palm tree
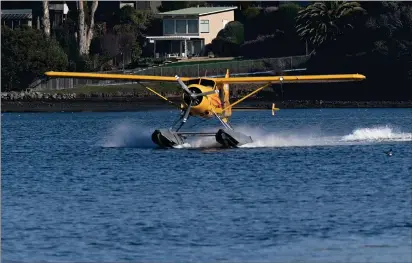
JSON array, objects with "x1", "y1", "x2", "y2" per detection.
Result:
[{"x1": 295, "y1": 1, "x2": 366, "y2": 48}]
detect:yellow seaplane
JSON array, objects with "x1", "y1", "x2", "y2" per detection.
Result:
[{"x1": 44, "y1": 70, "x2": 365, "y2": 148}]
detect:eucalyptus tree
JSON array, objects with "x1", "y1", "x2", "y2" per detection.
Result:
[
  {"x1": 78, "y1": 0, "x2": 98, "y2": 55},
  {"x1": 42, "y1": 0, "x2": 50, "y2": 38}
]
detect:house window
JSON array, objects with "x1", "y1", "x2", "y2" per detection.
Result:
[
  {"x1": 200, "y1": 20, "x2": 209, "y2": 33},
  {"x1": 164, "y1": 19, "x2": 174, "y2": 34},
  {"x1": 188, "y1": 19, "x2": 198, "y2": 34},
  {"x1": 176, "y1": 19, "x2": 186, "y2": 34}
]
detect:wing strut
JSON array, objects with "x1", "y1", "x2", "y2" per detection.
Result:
[
  {"x1": 212, "y1": 110, "x2": 233, "y2": 130},
  {"x1": 223, "y1": 83, "x2": 272, "y2": 111},
  {"x1": 134, "y1": 82, "x2": 181, "y2": 109}
]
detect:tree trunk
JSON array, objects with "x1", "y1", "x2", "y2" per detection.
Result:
[
  {"x1": 42, "y1": 0, "x2": 50, "y2": 38},
  {"x1": 78, "y1": 0, "x2": 98, "y2": 56},
  {"x1": 78, "y1": 0, "x2": 87, "y2": 55},
  {"x1": 86, "y1": 1, "x2": 99, "y2": 53}
]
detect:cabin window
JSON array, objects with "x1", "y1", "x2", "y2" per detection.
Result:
[
  {"x1": 200, "y1": 20, "x2": 209, "y2": 33},
  {"x1": 200, "y1": 79, "x2": 215, "y2": 88},
  {"x1": 187, "y1": 79, "x2": 200, "y2": 85}
]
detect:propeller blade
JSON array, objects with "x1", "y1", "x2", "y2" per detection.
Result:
[
  {"x1": 175, "y1": 75, "x2": 193, "y2": 95},
  {"x1": 192, "y1": 90, "x2": 217, "y2": 97},
  {"x1": 182, "y1": 100, "x2": 192, "y2": 123}
]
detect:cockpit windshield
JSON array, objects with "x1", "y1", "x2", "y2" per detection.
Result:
[
  {"x1": 185, "y1": 78, "x2": 215, "y2": 88},
  {"x1": 199, "y1": 79, "x2": 215, "y2": 88},
  {"x1": 186, "y1": 79, "x2": 200, "y2": 85}
]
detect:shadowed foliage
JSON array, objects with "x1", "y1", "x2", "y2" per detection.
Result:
[
  {"x1": 210, "y1": 21, "x2": 245, "y2": 57},
  {"x1": 1, "y1": 26, "x2": 68, "y2": 91},
  {"x1": 296, "y1": 1, "x2": 366, "y2": 49},
  {"x1": 1, "y1": 1, "x2": 411, "y2": 100}
]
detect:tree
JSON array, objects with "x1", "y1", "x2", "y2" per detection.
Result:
[
  {"x1": 158, "y1": 1, "x2": 207, "y2": 12},
  {"x1": 78, "y1": 0, "x2": 98, "y2": 55},
  {"x1": 42, "y1": 0, "x2": 50, "y2": 38},
  {"x1": 1, "y1": 26, "x2": 68, "y2": 91},
  {"x1": 211, "y1": 21, "x2": 244, "y2": 57},
  {"x1": 239, "y1": 3, "x2": 306, "y2": 58},
  {"x1": 362, "y1": 2, "x2": 412, "y2": 94},
  {"x1": 296, "y1": 1, "x2": 366, "y2": 50},
  {"x1": 113, "y1": 6, "x2": 153, "y2": 33},
  {"x1": 53, "y1": 13, "x2": 81, "y2": 71},
  {"x1": 217, "y1": 21, "x2": 244, "y2": 45},
  {"x1": 239, "y1": 6, "x2": 262, "y2": 41},
  {"x1": 275, "y1": 3, "x2": 302, "y2": 33},
  {"x1": 302, "y1": 2, "x2": 412, "y2": 100},
  {"x1": 111, "y1": 6, "x2": 153, "y2": 61},
  {"x1": 363, "y1": 2, "x2": 412, "y2": 58}
]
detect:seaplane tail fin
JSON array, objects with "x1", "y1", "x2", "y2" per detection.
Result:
[
  {"x1": 223, "y1": 69, "x2": 231, "y2": 117},
  {"x1": 272, "y1": 103, "x2": 280, "y2": 115}
]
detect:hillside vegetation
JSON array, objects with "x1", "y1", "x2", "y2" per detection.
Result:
[{"x1": 1, "y1": 1, "x2": 411, "y2": 100}]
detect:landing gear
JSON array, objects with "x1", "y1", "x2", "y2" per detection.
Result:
[
  {"x1": 150, "y1": 75, "x2": 254, "y2": 149},
  {"x1": 152, "y1": 110, "x2": 252, "y2": 148},
  {"x1": 151, "y1": 129, "x2": 185, "y2": 148},
  {"x1": 215, "y1": 129, "x2": 253, "y2": 148},
  {"x1": 151, "y1": 128, "x2": 253, "y2": 149}
]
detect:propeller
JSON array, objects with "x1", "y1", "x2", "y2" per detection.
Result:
[
  {"x1": 182, "y1": 100, "x2": 192, "y2": 123},
  {"x1": 175, "y1": 75, "x2": 216, "y2": 98},
  {"x1": 175, "y1": 75, "x2": 216, "y2": 123},
  {"x1": 175, "y1": 75, "x2": 193, "y2": 96}
]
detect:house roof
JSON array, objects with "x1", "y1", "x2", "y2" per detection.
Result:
[
  {"x1": 1, "y1": 9, "x2": 33, "y2": 20},
  {"x1": 158, "y1": 6, "x2": 237, "y2": 16},
  {"x1": 146, "y1": 36, "x2": 200, "y2": 40}
]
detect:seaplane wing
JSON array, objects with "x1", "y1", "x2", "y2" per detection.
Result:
[
  {"x1": 212, "y1": 74, "x2": 366, "y2": 84},
  {"x1": 44, "y1": 71, "x2": 192, "y2": 82},
  {"x1": 44, "y1": 71, "x2": 366, "y2": 84}
]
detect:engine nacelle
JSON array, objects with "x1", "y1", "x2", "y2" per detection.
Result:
[{"x1": 182, "y1": 84, "x2": 223, "y2": 118}]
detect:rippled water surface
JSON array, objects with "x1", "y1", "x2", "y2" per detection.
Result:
[{"x1": 2, "y1": 108, "x2": 412, "y2": 262}]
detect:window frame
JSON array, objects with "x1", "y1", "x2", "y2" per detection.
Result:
[
  {"x1": 163, "y1": 18, "x2": 200, "y2": 35},
  {"x1": 200, "y1": 20, "x2": 209, "y2": 33},
  {"x1": 163, "y1": 19, "x2": 175, "y2": 34},
  {"x1": 175, "y1": 19, "x2": 187, "y2": 34},
  {"x1": 187, "y1": 19, "x2": 199, "y2": 34}
]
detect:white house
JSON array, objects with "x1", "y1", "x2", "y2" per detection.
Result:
[{"x1": 146, "y1": 6, "x2": 237, "y2": 58}]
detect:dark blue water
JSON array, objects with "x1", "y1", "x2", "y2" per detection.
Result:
[{"x1": 2, "y1": 109, "x2": 412, "y2": 262}]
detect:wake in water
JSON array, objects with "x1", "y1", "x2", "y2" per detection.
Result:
[
  {"x1": 101, "y1": 122, "x2": 156, "y2": 148},
  {"x1": 340, "y1": 126, "x2": 412, "y2": 142},
  {"x1": 101, "y1": 122, "x2": 412, "y2": 149},
  {"x1": 181, "y1": 125, "x2": 412, "y2": 149},
  {"x1": 240, "y1": 125, "x2": 412, "y2": 148}
]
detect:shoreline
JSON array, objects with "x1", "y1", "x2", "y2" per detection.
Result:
[{"x1": 2, "y1": 98, "x2": 412, "y2": 112}]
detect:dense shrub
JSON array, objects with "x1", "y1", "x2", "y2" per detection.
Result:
[
  {"x1": 1, "y1": 26, "x2": 68, "y2": 91},
  {"x1": 210, "y1": 21, "x2": 245, "y2": 57}
]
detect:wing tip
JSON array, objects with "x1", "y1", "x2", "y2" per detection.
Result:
[{"x1": 357, "y1": 73, "x2": 366, "y2": 80}]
